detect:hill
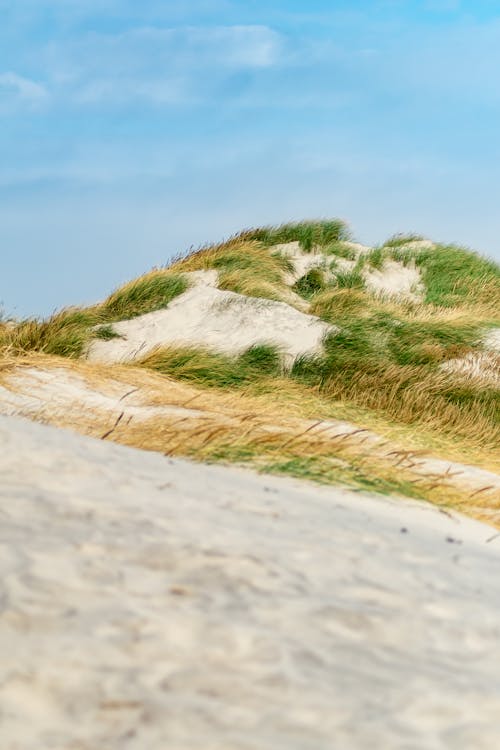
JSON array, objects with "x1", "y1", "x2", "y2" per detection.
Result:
[{"x1": 1, "y1": 219, "x2": 499, "y2": 521}]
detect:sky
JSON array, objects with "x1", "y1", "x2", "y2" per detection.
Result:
[{"x1": 1, "y1": 0, "x2": 500, "y2": 318}]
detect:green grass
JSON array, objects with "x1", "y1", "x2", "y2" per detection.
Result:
[
  {"x1": 372, "y1": 241, "x2": 500, "y2": 312},
  {"x1": 323, "y1": 241, "x2": 357, "y2": 260},
  {"x1": 308, "y1": 292, "x2": 483, "y2": 369},
  {"x1": 140, "y1": 344, "x2": 283, "y2": 388},
  {"x1": 413, "y1": 244, "x2": 500, "y2": 309},
  {"x1": 292, "y1": 288, "x2": 498, "y2": 444},
  {"x1": 215, "y1": 248, "x2": 293, "y2": 301},
  {"x1": 244, "y1": 219, "x2": 351, "y2": 252},
  {"x1": 102, "y1": 272, "x2": 188, "y2": 321},
  {"x1": 366, "y1": 246, "x2": 385, "y2": 270},
  {"x1": 93, "y1": 324, "x2": 121, "y2": 341},
  {"x1": 293, "y1": 268, "x2": 327, "y2": 299},
  {"x1": 201, "y1": 438, "x2": 436, "y2": 501},
  {"x1": 211, "y1": 248, "x2": 286, "y2": 278},
  {"x1": 258, "y1": 455, "x2": 427, "y2": 499},
  {"x1": 383, "y1": 233, "x2": 426, "y2": 248},
  {"x1": 333, "y1": 267, "x2": 365, "y2": 289}
]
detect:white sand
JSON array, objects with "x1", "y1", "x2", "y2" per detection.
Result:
[
  {"x1": 438, "y1": 327, "x2": 500, "y2": 386},
  {"x1": 485, "y1": 328, "x2": 500, "y2": 352},
  {"x1": 1, "y1": 413, "x2": 500, "y2": 749},
  {"x1": 87, "y1": 285, "x2": 335, "y2": 366},
  {"x1": 342, "y1": 240, "x2": 373, "y2": 255},
  {"x1": 396, "y1": 239, "x2": 436, "y2": 251},
  {"x1": 181, "y1": 269, "x2": 219, "y2": 288},
  {"x1": 364, "y1": 259, "x2": 424, "y2": 302},
  {"x1": 440, "y1": 351, "x2": 500, "y2": 386},
  {"x1": 271, "y1": 241, "x2": 329, "y2": 284},
  {"x1": 0, "y1": 367, "x2": 198, "y2": 423},
  {"x1": 272, "y1": 242, "x2": 424, "y2": 302}
]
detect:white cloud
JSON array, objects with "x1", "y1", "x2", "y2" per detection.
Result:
[
  {"x1": 0, "y1": 72, "x2": 47, "y2": 102},
  {"x1": 41, "y1": 25, "x2": 283, "y2": 106},
  {"x1": 183, "y1": 25, "x2": 282, "y2": 68}
]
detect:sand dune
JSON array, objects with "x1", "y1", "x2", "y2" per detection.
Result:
[{"x1": 1, "y1": 414, "x2": 500, "y2": 749}]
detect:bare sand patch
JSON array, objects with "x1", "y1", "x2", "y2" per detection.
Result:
[
  {"x1": 485, "y1": 328, "x2": 500, "y2": 352},
  {"x1": 87, "y1": 285, "x2": 335, "y2": 366},
  {"x1": 364, "y1": 259, "x2": 424, "y2": 302},
  {"x1": 271, "y1": 241, "x2": 329, "y2": 284},
  {"x1": 440, "y1": 351, "x2": 500, "y2": 387}
]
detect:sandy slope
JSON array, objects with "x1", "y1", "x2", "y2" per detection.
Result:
[
  {"x1": 87, "y1": 285, "x2": 334, "y2": 366},
  {"x1": 1, "y1": 362, "x2": 499, "y2": 502},
  {"x1": 1, "y1": 414, "x2": 500, "y2": 749},
  {"x1": 87, "y1": 242, "x2": 430, "y2": 367}
]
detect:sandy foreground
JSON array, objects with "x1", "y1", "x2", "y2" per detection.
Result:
[{"x1": 1, "y1": 415, "x2": 500, "y2": 749}]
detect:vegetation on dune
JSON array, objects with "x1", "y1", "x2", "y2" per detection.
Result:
[
  {"x1": 102, "y1": 271, "x2": 188, "y2": 321},
  {"x1": 139, "y1": 344, "x2": 283, "y2": 388},
  {"x1": 293, "y1": 268, "x2": 327, "y2": 299},
  {"x1": 383, "y1": 233, "x2": 427, "y2": 248},
  {"x1": 0, "y1": 270, "x2": 188, "y2": 358},
  {"x1": 323, "y1": 241, "x2": 358, "y2": 260},
  {"x1": 415, "y1": 245, "x2": 500, "y2": 311},
  {"x1": 333, "y1": 267, "x2": 365, "y2": 290},
  {"x1": 242, "y1": 219, "x2": 351, "y2": 252},
  {"x1": 1, "y1": 218, "x2": 499, "y2": 511},
  {"x1": 93, "y1": 324, "x2": 121, "y2": 341},
  {"x1": 171, "y1": 240, "x2": 295, "y2": 302},
  {"x1": 364, "y1": 240, "x2": 500, "y2": 314},
  {"x1": 303, "y1": 287, "x2": 498, "y2": 446},
  {"x1": 0, "y1": 308, "x2": 103, "y2": 358}
]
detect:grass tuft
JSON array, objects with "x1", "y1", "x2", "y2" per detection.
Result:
[
  {"x1": 333, "y1": 268, "x2": 365, "y2": 289},
  {"x1": 94, "y1": 324, "x2": 121, "y2": 341},
  {"x1": 384, "y1": 233, "x2": 426, "y2": 248},
  {"x1": 139, "y1": 344, "x2": 282, "y2": 388},
  {"x1": 323, "y1": 241, "x2": 357, "y2": 260},
  {"x1": 293, "y1": 268, "x2": 327, "y2": 299},
  {"x1": 240, "y1": 219, "x2": 351, "y2": 252},
  {"x1": 414, "y1": 244, "x2": 500, "y2": 311},
  {"x1": 102, "y1": 271, "x2": 188, "y2": 321},
  {"x1": 0, "y1": 308, "x2": 103, "y2": 358}
]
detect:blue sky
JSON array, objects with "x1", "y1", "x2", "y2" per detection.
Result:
[{"x1": 1, "y1": 0, "x2": 500, "y2": 317}]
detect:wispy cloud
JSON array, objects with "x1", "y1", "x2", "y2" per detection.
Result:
[
  {"x1": 40, "y1": 25, "x2": 283, "y2": 106},
  {"x1": 0, "y1": 72, "x2": 48, "y2": 105}
]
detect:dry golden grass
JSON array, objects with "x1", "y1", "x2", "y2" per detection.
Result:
[
  {"x1": 320, "y1": 365, "x2": 499, "y2": 448},
  {"x1": 310, "y1": 286, "x2": 497, "y2": 327},
  {"x1": 169, "y1": 236, "x2": 261, "y2": 272},
  {"x1": 169, "y1": 238, "x2": 298, "y2": 302},
  {"x1": 1, "y1": 352, "x2": 499, "y2": 525},
  {"x1": 303, "y1": 286, "x2": 499, "y2": 448}
]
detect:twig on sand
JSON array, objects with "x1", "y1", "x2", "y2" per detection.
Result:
[
  {"x1": 101, "y1": 411, "x2": 125, "y2": 439},
  {"x1": 280, "y1": 420, "x2": 324, "y2": 449},
  {"x1": 486, "y1": 533, "x2": 500, "y2": 544},
  {"x1": 469, "y1": 485, "x2": 495, "y2": 498},
  {"x1": 119, "y1": 387, "x2": 139, "y2": 402},
  {"x1": 182, "y1": 393, "x2": 203, "y2": 407}
]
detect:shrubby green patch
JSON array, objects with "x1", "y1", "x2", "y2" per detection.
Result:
[{"x1": 245, "y1": 219, "x2": 351, "y2": 252}]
